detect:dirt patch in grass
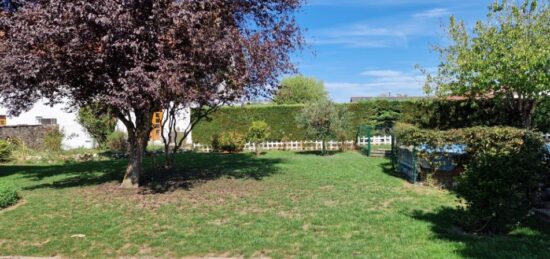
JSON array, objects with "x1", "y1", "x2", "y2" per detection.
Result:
[
  {"x1": 78, "y1": 178, "x2": 266, "y2": 210},
  {"x1": 0, "y1": 199, "x2": 27, "y2": 214}
]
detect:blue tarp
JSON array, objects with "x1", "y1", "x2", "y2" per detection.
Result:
[{"x1": 417, "y1": 144, "x2": 467, "y2": 155}]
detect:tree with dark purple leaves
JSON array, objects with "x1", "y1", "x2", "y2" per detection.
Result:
[{"x1": 0, "y1": 0, "x2": 304, "y2": 188}]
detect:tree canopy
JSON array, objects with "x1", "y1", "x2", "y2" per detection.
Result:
[
  {"x1": 273, "y1": 75, "x2": 328, "y2": 104},
  {"x1": 0, "y1": 0, "x2": 304, "y2": 187},
  {"x1": 296, "y1": 99, "x2": 352, "y2": 155},
  {"x1": 425, "y1": 0, "x2": 550, "y2": 128}
]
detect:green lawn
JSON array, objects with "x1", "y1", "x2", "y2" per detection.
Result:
[{"x1": 0, "y1": 151, "x2": 549, "y2": 258}]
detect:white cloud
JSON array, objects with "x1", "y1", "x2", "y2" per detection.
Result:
[
  {"x1": 361, "y1": 70, "x2": 404, "y2": 77},
  {"x1": 308, "y1": 7, "x2": 450, "y2": 49},
  {"x1": 308, "y1": 0, "x2": 443, "y2": 6},
  {"x1": 309, "y1": 24, "x2": 409, "y2": 48},
  {"x1": 324, "y1": 69, "x2": 428, "y2": 102},
  {"x1": 413, "y1": 8, "x2": 451, "y2": 18}
]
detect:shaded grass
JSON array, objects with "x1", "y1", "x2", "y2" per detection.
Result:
[{"x1": 0, "y1": 152, "x2": 548, "y2": 258}]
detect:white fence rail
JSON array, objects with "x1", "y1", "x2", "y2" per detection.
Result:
[
  {"x1": 192, "y1": 135, "x2": 393, "y2": 153},
  {"x1": 544, "y1": 133, "x2": 550, "y2": 143}
]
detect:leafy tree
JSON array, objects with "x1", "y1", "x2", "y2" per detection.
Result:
[
  {"x1": 274, "y1": 75, "x2": 328, "y2": 104},
  {"x1": 375, "y1": 110, "x2": 401, "y2": 134},
  {"x1": 425, "y1": 0, "x2": 550, "y2": 129},
  {"x1": 77, "y1": 104, "x2": 117, "y2": 148},
  {"x1": 296, "y1": 100, "x2": 352, "y2": 155},
  {"x1": 0, "y1": 0, "x2": 304, "y2": 188},
  {"x1": 247, "y1": 120, "x2": 271, "y2": 156}
]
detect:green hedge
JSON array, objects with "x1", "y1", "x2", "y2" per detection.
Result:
[
  {"x1": 394, "y1": 125, "x2": 549, "y2": 234},
  {"x1": 193, "y1": 105, "x2": 306, "y2": 143},
  {"x1": 192, "y1": 103, "x2": 392, "y2": 143},
  {"x1": 192, "y1": 99, "x2": 550, "y2": 143}
]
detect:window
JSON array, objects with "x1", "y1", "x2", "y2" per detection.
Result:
[
  {"x1": 0, "y1": 115, "x2": 6, "y2": 126},
  {"x1": 36, "y1": 117, "x2": 57, "y2": 125}
]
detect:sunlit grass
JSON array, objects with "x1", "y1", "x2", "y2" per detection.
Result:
[{"x1": 0, "y1": 151, "x2": 548, "y2": 258}]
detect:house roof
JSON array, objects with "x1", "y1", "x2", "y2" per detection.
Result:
[{"x1": 349, "y1": 96, "x2": 428, "y2": 103}]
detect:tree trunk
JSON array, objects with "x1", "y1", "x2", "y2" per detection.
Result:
[
  {"x1": 255, "y1": 142, "x2": 260, "y2": 157},
  {"x1": 164, "y1": 149, "x2": 176, "y2": 169},
  {"x1": 121, "y1": 131, "x2": 149, "y2": 188},
  {"x1": 521, "y1": 100, "x2": 537, "y2": 129},
  {"x1": 120, "y1": 111, "x2": 153, "y2": 189}
]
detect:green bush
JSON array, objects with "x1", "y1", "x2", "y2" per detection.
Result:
[
  {"x1": 247, "y1": 121, "x2": 271, "y2": 156},
  {"x1": 106, "y1": 131, "x2": 128, "y2": 153},
  {"x1": 394, "y1": 125, "x2": 549, "y2": 234},
  {"x1": 43, "y1": 130, "x2": 64, "y2": 152},
  {"x1": 77, "y1": 104, "x2": 117, "y2": 148},
  {"x1": 0, "y1": 140, "x2": 13, "y2": 162},
  {"x1": 0, "y1": 183, "x2": 20, "y2": 209},
  {"x1": 456, "y1": 128, "x2": 547, "y2": 234},
  {"x1": 212, "y1": 131, "x2": 246, "y2": 153}
]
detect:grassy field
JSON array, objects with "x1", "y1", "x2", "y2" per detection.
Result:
[{"x1": 0, "y1": 151, "x2": 549, "y2": 258}]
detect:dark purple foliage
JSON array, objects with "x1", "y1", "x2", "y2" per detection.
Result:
[{"x1": 0, "y1": 0, "x2": 304, "y2": 187}]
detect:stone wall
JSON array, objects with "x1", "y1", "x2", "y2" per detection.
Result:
[{"x1": 0, "y1": 124, "x2": 59, "y2": 149}]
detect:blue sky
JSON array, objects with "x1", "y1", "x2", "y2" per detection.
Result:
[{"x1": 292, "y1": 0, "x2": 492, "y2": 102}]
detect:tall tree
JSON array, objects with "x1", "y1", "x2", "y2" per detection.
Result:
[
  {"x1": 273, "y1": 75, "x2": 328, "y2": 104},
  {"x1": 0, "y1": 0, "x2": 303, "y2": 188},
  {"x1": 424, "y1": 0, "x2": 550, "y2": 128}
]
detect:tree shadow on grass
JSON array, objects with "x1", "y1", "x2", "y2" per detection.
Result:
[
  {"x1": 375, "y1": 159, "x2": 550, "y2": 257},
  {"x1": 377, "y1": 161, "x2": 412, "y2": 182},
  {"x1": 1, "y1": 159, "x2": 126, "y2": 190},
  {"x1": 0, "y1": 153, "x2": 284, "y2": 193},
  {"x1": 141, "y1": 152, "x2": 284, "y2": 193},
  {"x1": 295, "y1": 150, "x2": 343, "y2": 156},
  {"x1": 409, "y1": 208, "x2": 550, "y2": 258}
]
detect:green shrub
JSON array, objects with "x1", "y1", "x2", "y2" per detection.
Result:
[
  {"x1": 212, "y1": 131, "x2": 246, "y2": 153},
  {"x1": 394, "y1": 125, "x2": 549, "y2": 234},
  {"x1": 0, "y1": 140, "x2": 13, "y2": 162},
  {"x1": 247, "y1": 121, "x2": 271, "y2": 156},
  {"x1": 43, "y1": 130, "x2": 64, "y2": 152},
  {"x1": 456, "y1": 128, "x2": 547, "y2": 234},
  {"x1": 77, "y1": 104, "x2": 117, "y2": 148},
  {"x1": 106, "y1": 131, "x2": 128, "y2": 153},
  {"x1": 0, "y1": 183, "x2": 20, "y2": 209}
]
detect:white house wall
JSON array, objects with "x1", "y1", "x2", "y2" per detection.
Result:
[
  {"x1": 114, "y1": 107, "x2": 193, "y2": 145},
  {"x1": 0, "y1": 101, "x2": 95, "y2": 149},
  {"x1": 2, "y1": 101, "x2": 193, "y2": 150}
]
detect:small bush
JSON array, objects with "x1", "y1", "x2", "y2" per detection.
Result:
[
  {"x1": 212, "y1": 131, "x2": 246, "y2": 153},
  {"x1": 43, "y1": 130, "x2": 64, "y2": 152},
  {"x1": 247, "y1": 121, "x2": 271, "y2": 156},
  {"x1": 77, "y1": 104, "x2": 117, "y2": 148},
  {"x1": 0, "y1": 183, "x2": 20, "y2": 209},
  {"x1": 0, "y1": 140, "x2": 12, "y2": 162},
  {"x1": 106, "y1": 131, "x2": 128, "y2": 153}
]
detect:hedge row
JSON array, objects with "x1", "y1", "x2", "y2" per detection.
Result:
[
  {"x1": 191, "y1": 99, "x2": 550, "y2": 143},
  {"x1": 393, "y1": 125, "x2": 549, "y2": 234},
  {"x1": 192, "y1": 105, "x2": 307, "y2": 143}
]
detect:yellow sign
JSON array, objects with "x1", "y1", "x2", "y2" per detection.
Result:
[{"x1": 150, "y1": 112, "x2": 163, "y2": 141}]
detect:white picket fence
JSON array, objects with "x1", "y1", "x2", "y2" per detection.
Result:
[
  {"x1": 357, "y1": 135, "x2": 393, "y2": 146},
  {"x1": 192, "y1": 135, "x2": 393, "y2": 153}
]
